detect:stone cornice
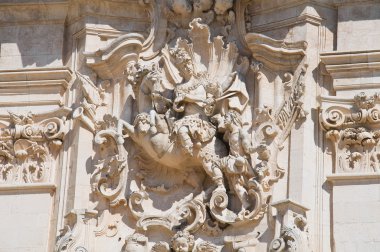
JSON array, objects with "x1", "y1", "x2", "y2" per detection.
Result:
[
  {"x1": 0, "y1": 182, "x2": 56, "y2": 192},
  {"x1": 326, "y1": 173, "x2": 380, "y2": 183},
  {"x1": 320, "y1": 50, "x2": 380, "y2": 91},
  {"x1": 246, "y1": 32, "x2": 307, "y2": 71},
  {"x1": 271, "y1": 199, "x2": 310, "y2": 214},
  {"x1": 320, "y1": 50, "x2": 380, "y2": 71},
  {"x1": 250, "y1": 0, "x2": 336, "y2": 16},
  {"x1": 250, "y1": 13, "x2": 324, "y2": 33},
  {"x1": 0, "y1": 67, "x2": 73, "y2": 110},
  {"x1": 0, "y1": 67, "x2": 73, "y2": 87}
]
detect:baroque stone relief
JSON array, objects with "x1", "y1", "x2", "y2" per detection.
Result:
[
  {"x1": 0, "y1": 111, "x2": 67, "y2": 184},
  {"x1": 63, "y1": 5, "x2": 308, "y2": 252},
  {"x1": 321, "y1": 92, "x2": 380, "y2": 173}
]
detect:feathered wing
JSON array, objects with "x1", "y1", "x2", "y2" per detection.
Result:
[
  {"x1": 8, "y1": 111, "x2": 23, "y2": 125},
  {"x1": 76, "y1": 72, "x2": 103, "y2": 106},
  {"x1": 274, "y1": 67, "x2": 307, "y2": 145}
]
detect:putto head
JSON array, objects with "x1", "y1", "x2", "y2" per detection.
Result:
[{"x1": 171, "y1": 231, "x2": 195, "y2": 252}]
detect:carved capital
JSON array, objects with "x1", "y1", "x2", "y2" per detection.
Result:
[
  {"x1": 321, "y1": 92, "x2": 380, "y2": 174},
  {"x1": 0, "y1": 112, "x2": 67, "y2": 184}
]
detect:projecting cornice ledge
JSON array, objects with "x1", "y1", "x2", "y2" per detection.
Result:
[
  {"x1": 84, "y1": 34, "x2": 145, "y2": 80},
  {"x1": 245, "y1": 33, "x2": 307, "y2": 71},
  {"x1": 320, "y1": 50, "x2": 380, "y2": 91}
]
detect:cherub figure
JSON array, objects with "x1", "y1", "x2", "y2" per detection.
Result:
[
  {"x1": 171, "y1": 231, "x2": 195, "y2": 252},
  {"x1": 223, "y1": 110, "x2": 254, "y2": 157},
  {"x1": 215, "y1": 110, "x2": 255, "y2": 210}
]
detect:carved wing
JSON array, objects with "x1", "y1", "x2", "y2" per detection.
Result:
[
  {"x1": 76, "y1": 72, "x2": 103, "y2": 106},
  {"x1": 8, "y1": 111, "x2": 23, "y2": 125},
  {"x1": 273, "y1": 66, "x2": 307, "y2": 145}
]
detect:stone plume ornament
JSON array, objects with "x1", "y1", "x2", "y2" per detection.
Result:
[{"x1": 64, "y1": 16, "x2": 308, "y2": 252}]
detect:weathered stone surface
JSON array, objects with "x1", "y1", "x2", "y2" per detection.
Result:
[{"x1": 0, "y1": 0, "x2": 379, "y2": 251}]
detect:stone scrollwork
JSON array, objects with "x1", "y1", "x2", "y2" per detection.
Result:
[
  {"x1": 90, "y1": 114, "x2": 128, "y2": 207},
  {"x1": 321, "y1": 92, "x2": 380, "y2": 173},
  {"x1": 0, "y1": 112, "x2": 66, "y2": 184},
  {"x1": 269, "y1": 215, "x2": 310, "y2": 252},
  {"x1": 269, "y1": 200, "x2": 310, "y2": 252},
  {"x1": 55, "y1": 209, "x2": 98, "y2": 252},
  {"x1": 73, "y1": 72, "x2": 108, "y2": 133},
  {"x1": 80, "y1": 16, "x2": 307, "y2": 251}
]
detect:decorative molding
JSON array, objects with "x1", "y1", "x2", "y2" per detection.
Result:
[
  {"x1": 224, "y1": 234, "x2": 260, "y2": 252},
  {"x1": 84, "y1": 34, "x2": 145, "y2": 80},
  {"x1": 55, "y1": 209, "x2": 98, "y2": 252},
  {"x1": 245, "y1": 33, "x2": 307, "y2": 71},
  {"x1": 326, "y1": 172, "x2": 380, "y2": 183},
  {"x1": 321, "y1": 92, "x2": 380, "y2": 174},
  {"x1": 269, "y1": 199, "x2": 311, "y2": 252},
  {"x1": 0, "y1": 67, "x2": 73, "y2": 110},
  {"x1": 0, "y1": 182, "x2": 56, "y2": 192},
  {"x1": 250, "y1": 13, "x2": 323, "y2": 34},
  {"x1": 320, "y1": 50, "x2": 380, "y2": 91},
  {"x1": 76, "y1": 16, "x2": 308, "y2": 250},
  {"x1": 0, "y1": 111, "x2": 68, "y2": 185}
]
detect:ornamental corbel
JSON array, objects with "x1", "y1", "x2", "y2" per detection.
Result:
[
  {"x1": 224, "y1": 234, "x2": 260, "y2": 252},
  {"x1": 269, "y1": 200, "x2": 310, "y2": 252},
  {"x1": 55, "y1": 209, "x2": 98, "y2": 252}
]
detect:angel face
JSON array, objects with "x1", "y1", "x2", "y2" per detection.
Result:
[
  {"x1": 134, "y1": 114, "x2": 150, "y2": 134},
  {"x1": 171, "y1": 231, "x2": 194, "y2": 252},
  {"x1": 193, "y1": 0, "x2": 213, "y2": 12},
  {"x1": 214, "y1": 0, "x2": 233, "y2": 15},
  {"x1": 172, "y1": 237, "x2": 190, "y2": 252}
]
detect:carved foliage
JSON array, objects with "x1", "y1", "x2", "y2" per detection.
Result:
[
  {"x1": 321, "y1": 92, "x2": 380, "y2": 173},
  {"x1": 82, "y1": 16, "x2": 307, "y2": 251},
  {"x1": 270, "y1": 215, "x2": 310, "y2": 252},
  {"x1": 0, "y1": 113, "x2": 65, "y2": 184}
]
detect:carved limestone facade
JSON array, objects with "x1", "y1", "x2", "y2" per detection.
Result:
[{"x1": 1, "y1": 0, "x2": 380, "y2": 251}]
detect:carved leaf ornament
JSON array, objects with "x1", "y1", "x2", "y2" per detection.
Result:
[
  {"x1": 65, "y1": 16, "x2": 307, "y2": 251},
  {"x1": 321, "y1": 92, "x2": 380, "y2": 173},
  {"x1": 0, "y1": 113, "x2": 65, "y2": 184}
]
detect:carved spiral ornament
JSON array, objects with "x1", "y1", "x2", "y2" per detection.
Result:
[
  {"x1": 74, "y1": 247, "x2": 88, "y2": 252},
  {"x1": 42, "y1": 118, "x2": 64, "y2": 139},
  {"x1": 369, "y1": 108, "x2": 380, "y2": 123},
  {"x1": 211, "y1": 190, "x2": 229, "y2": 210},
  {"x1": 23, "y1": 125, "x2": 34, "y2": 138},
  {"x1": 269, "y1": 238, "x2": 286, "y2": 251},
  {"x1": 322, "y1": 107, "x2": 346, "y2": 129}
]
